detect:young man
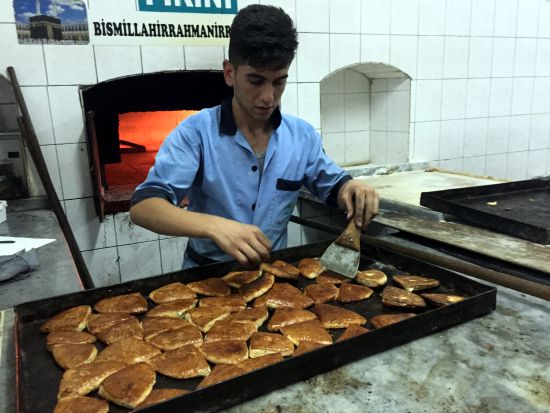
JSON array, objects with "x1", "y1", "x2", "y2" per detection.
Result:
[{"x1": 130, "y1": 4, "x2": 379, "y2": 268}]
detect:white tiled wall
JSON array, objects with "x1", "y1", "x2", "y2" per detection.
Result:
[{"x1": 1, "y1": 0, "x2": 550, "y2": 285}]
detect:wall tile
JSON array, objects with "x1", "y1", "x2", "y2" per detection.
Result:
[
  {"x1": 65, "y1": 197, "x2": 116, "y2": 251},
  {"x1": 491, "y1": 38, "x2": 515, "y2": 78},
  {"x1": 321, "y1": 70, "x2": 344, "y2": 93},
  {"x1": 417, "y1": 36, "x2": 445, "y2": 79},
  {"x1": 322, "y1": 132, "x2": 346, "y2": 165},
  {"x1": 468, "y1": 37, "x2": 493, "y2": 78},
  {"x1": 297, "y1": 33, "x2": 329, "y2": 82},
  {"x1": 464, "y1": 118, "x2": 488, "y2": 157},
  {"x1": 418, "y1": 0, "x2": 446, "y2": 35},
  {"x1": 371, "y1": 79, "x2": 388, "y2": 93},
  {"x1": 511, "y1": 77, "x2": 534, "y2": 115},
  {"x1": 411, "y1": 121, "x2": 440, "y2": 161},
  {"x1": 529, "y1": 114, "x2": 550, "y2": 150},
  {"x1": 445, "y1": 0, "x2": 472, "y2": 36},
  {"x1": 466, "y1": 78, "x2": 490, "y2": 118},
  {"x1": 485, "y1": 153, "x2": 507, "y2": 178},
  {"x1": 535, "y1": 39, "x2": 550, "y2": 77},
  {"x1": 56, "y1": 143, "x2": 93, "y2": 199},
  {"x1": 527, "y1": 150, "x2": 548, "y2": 179},
  {"x1": 444, "y1": 37, "x2": 469, "y2": 79},
  {"x1": 24, "y1": 144, "x2": 63, "y2": 199},
  {"x1": 20, "y1": 86, "x2": 54, "y2": 145},
  {"x1": 95, "y1": 46, "x2": 142, "y2": 83},
  {"x1": 486, "y1": 116, "x2": 510, "y2": 155},
  {"x1": 387, "y1": 91, "x2": 410, "y2": 132},
  {"x1": 506, "y1": 151, "x2": 528, "y2": 181},
  {"x1": 388, "y1": 78, "x2": 410, "y2": 92},
  {"x1": 301, "y1": 215, "x2": 333, "y2": 244},
  {"x1": 494, "y1": 0, "x2": 518, "y2": 37},
  {"x1": 508, "y1": 115, "x2": 531, "y2": 152},
  {"x1": 511, "y1": 39, "x2": 536, "y2": 80},
  {"x1": 281, "y1": 82, "x2": 298, "y2": 117},
  {"x1": 439, "y1": 158, "x2": 463, "y2": 172},
  {"x1": 489, "y1": 77, "x2": 513, "y2": 117},
  {"x1": 298, "y1": 83, "x2": 321, "y2": 129},
  {"x1": 462, "y1": 156, "x2": 486, "y2": 176},
  {"x1": 160, "y1": 237, "x2": 187, "y2": 274},
  {"x1": 321, "y1": 93, "x2": 345, "y2": 133},
  {"x1": 184, "y1": 46, "x2": 224, "y2": 70},
  {"x1": 330, "y1": 0, "x2": 360, "y2": 33},
  {"x1": 141, "y1": 46, "x2": 185, "y2": 73},
  {"x1": 44, "y1": 46, "x2": 96, "y2": 85},
  {"x1": 0, "y1": 3, "x2": 15, "y2": 23},
  {"x1": 369, "y1": 131, "x2": 388, "y2": 164},
  {"x1": 386, "y1": 131, "x2": 409, "y2": 164},
  {"x1": 370, "y1": 92, "x2": 388, "y2": 131},
  {"x1": 0, "y1": 43, "x2": 47, "y2": 86},
  {"x1": 390, "y1": 35, "x2": 418, "y2": 78},
  {"x1": 414, "y1": 80, "x2": 442, "y2": 122},
  {"x1": 440, "y1": 119, "x2": 465, "y2": 159},
  {"x1": 345, "y1": 69, "x2": 369, "y2": 93},
  {"x1": 360, "y1": 35, "x2": 390, "y2": 63},
  {"x1": 82, "y1": 247, "x2": 121, "y2": 288},
  {"x1": 345, "y1": 131, "x2": 370, "y2": 164},
  {"x1": 532, "y1": 77, "x2": 550, "y2": 114},
  {"x1": 391, "y1": 0, "x2": 419, "y2": 35},
  {"x1": 360, "y1": 0, "x2": 391, "y2": 34},
  {"x1": 48, "y1": 86, "x2": 86, "y2": 144},
  {"x1": 330, "y1": 34, "x2": 360, "y2": 72},
  {"x1": 539, "y1": 0, "x2": 550, "y2": 37},
  {"x1": 442, "y1": 79, "x2": 467, "y2": 120},
  {"x1": 516, "y1": 0, "x2": 540, "y2": 37},
  {"x1": 470, "y1": 0, "x2": 495, "y2": 37},
  {"x1": 115, "y1": 212, "x2": 159, "y2": 245},
  {"x1": 0, "y1": 23, "x2": 17, "y2": 46},
  {"x1": 119, "y1": 241, "x2": 162, "y2": 282},
  {"x1": 345, "y1": 93, "x2": 370, "y2": 131},
  {"x1": 296, "y1": 0, "x2": 329, "y2": 32}
]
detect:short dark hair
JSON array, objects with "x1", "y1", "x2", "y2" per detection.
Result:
[{"x1": 228, "y1": 4, "x2": 298, "y2": 70}]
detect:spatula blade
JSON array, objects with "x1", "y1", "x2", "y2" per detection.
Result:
[{"x1": 320, "y1": 243, "x2": 360, "y2": 279}]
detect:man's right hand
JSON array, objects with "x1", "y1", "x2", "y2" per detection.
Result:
[{"x1": 208, "y1": 216, "x2": 272, "y2": 266}]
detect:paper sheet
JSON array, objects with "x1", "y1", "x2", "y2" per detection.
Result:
[{"x1": 0, "y1": 236, "x2": 55, "y2": 256}]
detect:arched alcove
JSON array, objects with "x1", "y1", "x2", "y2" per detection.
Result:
[{"x1": 320, "y1": 63, "x2": 411, "y2": 167}]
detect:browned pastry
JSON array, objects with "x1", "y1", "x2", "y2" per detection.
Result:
[
  {"x1": 239, "y1": 273, "x2": 276, "y2": 303},
  {"x1": 336, "y1": 283, "x2": 374, "y2": 303},
  {"x1": 381, "y1": 286, "x2": 426, "y2": 309},
  {"x1": 314, "y1": 303, "x2": 367, "y2": 329},
  {"x1": 40, "y1": 305, "x2": 91, "y2": 333},
  {"x1": 98, "y1": 362, "x2": 156, "y2": 409},
  {"x1": 293, "y1": 340, "x2": 327, "y2": 356},
  {"x1": 94, "y1": 292, "x2": 148, "y2": 314},
  {"x1": 298, "y1": 257, "x2": 325, "y2": 279},
  {"x1": 86, "y1": 313, "x2": 133, "y2": 335},
  {"x1": 187, "y1": 278, "x2": 231, "y2": 297},
  {"x1": 316, "y1": 271, "x2": 352, "y2": 285},
  {"x1": 196, "y1": 364, "x2": 246, "y2": 389},
  {"x1": 96, "y1": 337, "x2": 161, "y2": 365},
  {"x1": 149, "y1": 282, "x2": 196, "y2": 304},
  {"x1": 393, "y1": 274, "x2": 440, "y2": 292},
  {"x1": 336, "y1": 325, "x2": 370, "y2": 342},
  {"x1": 249, "y1": 332, "x2": 294, "y2": 357},
  {"x1": 57, "y1": 360, "x2": 126, "y2": 399},
  {"x1": 261, "y1": 261, "x2": 299, "y2": 280},
  {"x1": 264, "y1": 282, "x2": 314, "y2": 309},
  {"x1": 237, "y1": 352, "x2": 284, "y2": 373},
  {"x1": 253, "y1": 294, "x2": 268, "y2": 307},
  {"x1": 142, "y1": 317, "x2": 190, "y2": 340},
  {"x1": 280, "y1": 319, "x2": 333, "y2": 346},
  {"x1": 52, "y1": 343, "x2": 97, "y2": 370},
  {"x1": 205, "y1": 320, "x2": 257, "y2": 342},
  {"x1": 226, "y1": 306, "x2": 269, "y2": 329},
  {"x1": 421, "y1": 293, "x2": 465, "y2": 306},
  {"x1": 370, "y1": 313, "x2": 416, "y2": 329},
  {"x1": 149, "y1": 344, "x2": 211, "y2": 379},
  {"x1": 355, "y1": 269, "x2": 388, "y2": 287},
  {"x1": 185, "y1": 306, "x2": 231, "y2": 333},
  {"x1": 199, "y1": 339, "x2": 249, "y2": 364},
  {"x1": 134, "y1": 388, "x2": 191, "y2": 410},
  {"x1": 199, "y1": 294, "x2": 247, "y2": 313},
  {"x1": 145, "y1": 325, "x2": 203, "y2": 350},
  {"x1": 146, "y1": 298, "x2": 197, "y2": 318},
  {"x1": 304, "y1": 283, "x2": 339, "y2": 304},
  {"x1": 267, "y1": 307, "x2": 317, "y2": 332},
  {"x1": 95, "y1": 316, "x2": 143, "y2": 345},
  {"x1": 222, "y1": 269, "x2": 262, "y2": 288},
  {"x1": 53, "y1": 395, "x2": 109, "y2": 413},
  {"x1": 46, "y1": 331, "x2": 96, "y2": 351}
]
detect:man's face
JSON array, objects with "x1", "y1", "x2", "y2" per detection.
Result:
[{"x1": 223, "y1": 60, "x2": 289, "y2": 124}]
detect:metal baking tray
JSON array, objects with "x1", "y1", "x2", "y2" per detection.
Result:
[
  {"x1": 420, "y1": 177, "x2": 550, "y2": 244},
  {"x1": 14, "y1": 241, "x2": 496, "y2": 413}
]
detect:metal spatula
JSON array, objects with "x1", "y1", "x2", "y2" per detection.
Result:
[{"x1": 319, "y1": 218, "x2": 361, "y2": 278}]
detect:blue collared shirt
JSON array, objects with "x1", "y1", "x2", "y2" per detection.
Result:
[{"x1": 132, "y1": 99, "x2": 351, "y2": 266}]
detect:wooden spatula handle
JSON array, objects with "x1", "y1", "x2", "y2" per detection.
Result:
[{"x1": 335, "y1": 219, "x2": 361, "y2": 252}]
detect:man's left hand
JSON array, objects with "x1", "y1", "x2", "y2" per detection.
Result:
[{"x1": 337, "y1": 179, "x2": 379, "y2": 230}]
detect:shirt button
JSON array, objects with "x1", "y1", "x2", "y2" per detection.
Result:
[
  {"x1": 251, "y1": 165, "x2": 258, "y2": 172},
  {"x1": 252, "y1": 203, "x2": 256, "y2": 210}
]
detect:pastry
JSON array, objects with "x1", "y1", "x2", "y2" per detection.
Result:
[
  {"x1": 314, "y1": 303, "x2": 366, "y2": 328},
  {"x1": 149, "y1": 282, "x2": 196, "y2": 304},
  {"x1": 94, "y1": 293, "x2": 148, "y2": 314},
  {"x1": 148, "y1": 344, "x2": 210, "y2": 379},
  {"x1": 98, "y1": 362, "x2": 156, "y2": 409},
  {"x1": 381, "y1": 286, "x2": 426, "y2": 309},
  {"x1": 40, "y1": 305, "x2": 91, "y2": 333},
  {"x1": 355, "y1": 269, "x2": 387, "y2": 287},
  {"x1": 304, "y1": 283, "x2": 339, "y2": 304},
  {"x1": 187, "y1": 278, "x2": 231, "y2": 297},
  {"x1": 336, "y1": 283, "x2": 374, "y2": 303},
  {"x1": 267, "y1": 307, "x2": 317, "y2": 332}
]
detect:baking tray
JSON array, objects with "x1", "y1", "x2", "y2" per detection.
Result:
[
  {"x1": 420, "y1": 177, "x2": 550, "y2": 244},
  {"x1": 14, "y1": 241, "x2": 496, "y2": 413}
]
